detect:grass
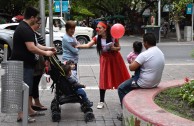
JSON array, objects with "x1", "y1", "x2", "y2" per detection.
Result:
[{"x1": 154, "y1": 86, "x2": 194, "y2": 121}]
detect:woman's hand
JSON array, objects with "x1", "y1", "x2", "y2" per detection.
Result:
[
  {"x1": 110, "y1": 42, "x2": 121, "y2": 51},
  {"x1": 49, "y1": 47, "x2": 57, "y2": 52}
]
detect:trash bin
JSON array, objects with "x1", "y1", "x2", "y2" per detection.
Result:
[
  {"x1": 184, "y1": 26, "x2": 192, "y2": 41},
  {"x1": 142, "y1": 25, "x2": 160, "y2": 42},
  {"x1": 1, "y1": 61, "x2": 23, "y2": 113}
]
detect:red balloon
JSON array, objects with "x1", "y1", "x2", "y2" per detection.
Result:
[{"x1": 110, "y1": 23, "x2": 125, "y2": 39}]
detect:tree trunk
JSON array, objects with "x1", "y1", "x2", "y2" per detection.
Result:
[{"x1": 175, "y1": 21, "x2": 181, "y2": 42}]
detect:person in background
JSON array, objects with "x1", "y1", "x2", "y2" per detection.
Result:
[
  {"x1": 117, "y1": 33, "x2": 165, "y2": 121},
  {"x1": 76, "y1": 21, "x2": 130, "y2": 109},
  {"x1": 11, "y1": 6, "x2": 56, "y2": 123}
]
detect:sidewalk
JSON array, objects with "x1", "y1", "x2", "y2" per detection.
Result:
[
  {"x1": 1, "y1": 35, "x2": 194, "y2": 126},
  {"x1": 1, "y1": 63, "x2": 194, "y2": 126}
]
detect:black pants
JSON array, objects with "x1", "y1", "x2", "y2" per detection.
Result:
[{"x1": 32, "y1": 75, "x2": 42, "y2": 99}]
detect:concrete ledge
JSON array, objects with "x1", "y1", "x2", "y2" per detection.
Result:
[{"x1": 122, "y1": 80, "x2": 194, "y2": 126}]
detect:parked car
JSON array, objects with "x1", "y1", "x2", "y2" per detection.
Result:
[
  {"x1": 46, "y1": 17, "x2": 94, "y2": 44},
  {"x1": 0, "y1": 23, "x2": 64, "y2": 54},
  {"x1": 0, "y1": 29, "x2": 14, "y2": 63}
]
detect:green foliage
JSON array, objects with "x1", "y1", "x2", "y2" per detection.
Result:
[
  {"x1": 179, "y1": 80, "x2": 194, "y2": 106},
  {"x1": 170, "y1": 0, "x2": 192, "y2": 22}
]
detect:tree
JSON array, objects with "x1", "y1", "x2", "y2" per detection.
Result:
[{"x1": 170, "y1": 0, "x2": 192, "y2": 41}]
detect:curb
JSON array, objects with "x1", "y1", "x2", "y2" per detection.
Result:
[{"x1": 122, "y1": 80, "x2": 194, "y2": 126}]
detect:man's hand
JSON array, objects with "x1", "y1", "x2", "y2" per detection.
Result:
[
  {"x1": 48, "y1": 47, "x2": 57, "y2": 53},
  {"x1": 45, "y1": 51, "x2": 55, "y2": 57}
]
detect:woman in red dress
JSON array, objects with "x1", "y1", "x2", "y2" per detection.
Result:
[{"x1": 77, "y1": 21, "x2": 130, "y2": 109}]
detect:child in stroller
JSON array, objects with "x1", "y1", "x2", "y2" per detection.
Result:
[
  {"x1": 61, "y1": 64, "x2": 93, "y2": 107},
  {"x1": 48, "y1": 55, "x2": 94, "y2": 122}
]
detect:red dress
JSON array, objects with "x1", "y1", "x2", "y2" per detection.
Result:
[
  {"x1": 93, "y1": 36, "x2": 130, "y2": 89},
  {"x1": 99, "y1": 51, "x2": 130, "y2": 89}
]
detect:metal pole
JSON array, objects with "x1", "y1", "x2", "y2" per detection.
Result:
[
  {"x1": 48, "y1": 0, "x2": 54, "y2": 47},
  {"x1": 40, "y1": 0, "x2": 46, "y2": 40},
  {"x1": 192, "y1": 3, "x2": 194, "y2": 42},
  {"x1": 22, "y1": 83, "x2": 29, "y2": 126},
  {"x1": 158, "y1": 0, "x2": 161, "y2": 43},
  {"x1": 60, "y1": 0, "x2": 63, "y2": 17}
]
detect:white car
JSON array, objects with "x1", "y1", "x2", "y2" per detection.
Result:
[{"x1": 0, "y1": 23, "x2": 64, "y2": 54}]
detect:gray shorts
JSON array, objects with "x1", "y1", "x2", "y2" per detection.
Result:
[{"x1": 24, "y1": 67, "x2": 34, "y2": 96}]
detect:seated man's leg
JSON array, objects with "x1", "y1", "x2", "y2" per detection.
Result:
[{"x1": 118, "y1": 78, "x2": 137, "y2": 105}]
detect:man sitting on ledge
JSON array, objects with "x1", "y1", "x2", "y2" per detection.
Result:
[{"x1": 117, "y1": 33, "x2": 165, "y2": 120}]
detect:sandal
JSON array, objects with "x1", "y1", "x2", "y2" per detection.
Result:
[
  {"x1": 17, "y1": 116, "x2": 36, "y2": 123},
  {"x1": 29, "y1": 111, "x2": 45, "y2": 117},
  {"x1": 32, "y1": 105, "x2": 47, "y2": 111}
]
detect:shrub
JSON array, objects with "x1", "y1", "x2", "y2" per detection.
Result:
[{"x1": 179, "y1": 77, "x2": 194, "y2": 106}]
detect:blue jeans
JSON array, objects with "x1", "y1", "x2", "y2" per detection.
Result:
[
  {"x1": 133, "y1": 68, "x2": 140, "y2": 82},
  {"x1": 76, "y1": 88, "x2": 88, "y2": 102},
  {"x1": 118, "y1": 78, "x2": 140, "y2": 106},
  {"x1": 23, "y1": 67, "x2": 34, "y2": 96}
]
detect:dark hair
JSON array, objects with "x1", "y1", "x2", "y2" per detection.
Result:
[
  {"x1": 66, "y1": 60, "x2": 75, "y2": 65},
  {"x1": 143, "y1": 33, "x2": 156, "y2": 46},
  {"x1": 36, "y1": 16, "x2": 41, "y2": 23},
  {"x1": 24, "y1": 6, "x2": 39, "y2": 20},
  {"x1": 133, "y1": 41, "x2": 142, "y2": 54},
  {"x1": 65, "y1": 20, "x2": 76, "y2": 32},
  {"x1": 61, "y1": 64, "x2": 71, "y2": 75},
  {"x1": 96, "y1": 21, "x2": 112, "y2": 55}
]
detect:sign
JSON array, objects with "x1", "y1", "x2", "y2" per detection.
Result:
[
  {"x1": 62, "y1": 1, "x2": 68, "y2": 12},
  {"x1": 163, "y1": 5, "x2": 170, "y2": 12},
  {"x1": 54, "y1": 0, "x2": 69, "y2": 12},
  {"x1": 186, "y1": 4, "x2": 193, "y2": 15},
  {"x1": 54, "y1": 1, "x2": 60, "y2": 12}
]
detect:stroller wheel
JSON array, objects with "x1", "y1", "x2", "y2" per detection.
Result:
[
  {"x1": 51, "y1": 98, "x2": 61, "y2": 112},
  {"x1": 80, "y1": 104, "x2": 87, "y2": 112},
  {"x1": 84, "y1": 112, "x2": 95, "y2": 122},
  {"x1": 52, "y1": 110, "x2": 61, "y2": 122},
  {"x1": 86, "y1": 108, "x2": 93, "y2": 113},
  {"x1": 80, "y1": 105, "x2": 85, "y2": 112}
]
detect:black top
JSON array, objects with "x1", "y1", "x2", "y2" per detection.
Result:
[
  {"x1": 66, "y1": 76, "x2": 85, "y2": 89},
  {"x1": 11, "y1": 21, "x2": 37, "y2": 68}
]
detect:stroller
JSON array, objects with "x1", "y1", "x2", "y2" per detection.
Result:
[{"x1": 47, "y1": 55, "x2": 95, "y2": 122}]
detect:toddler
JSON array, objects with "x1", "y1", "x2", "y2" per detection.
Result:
[
  {"x1": 66, "y1": 60, "x2": 78, "y2": 82},
  {"x1": 61, "y1": 64, "x2": 93, "y2": 107},
  {"x1": 127, "y1": 41, "x2": 143, "y2": 83}
]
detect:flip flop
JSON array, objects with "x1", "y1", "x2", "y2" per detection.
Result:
[
  {"x1": 32, "y1": 105, "x2": 47, "y2": 111},
  {"x1": 29, "y1": 111, "x2": 45, "y2": 117},
  {"x1": 17, "y1": 116, "x2": 36, "y2": 123}
]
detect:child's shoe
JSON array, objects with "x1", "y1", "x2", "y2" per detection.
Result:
[{"x1": 86, "y1": 100, "x2": 93, "y2": 107}]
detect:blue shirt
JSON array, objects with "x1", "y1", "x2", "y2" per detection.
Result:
[{"x1": 62, "y1": 34, "x2": 79, "y2": 63}]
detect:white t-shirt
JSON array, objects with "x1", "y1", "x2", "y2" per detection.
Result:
[{"x1": 135, "y1": 46, "x2": 165, "y2": 88}]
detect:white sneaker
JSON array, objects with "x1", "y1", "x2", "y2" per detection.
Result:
[{"x1": 97, "y1": 102, "x2": 104, "y2": 109}]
